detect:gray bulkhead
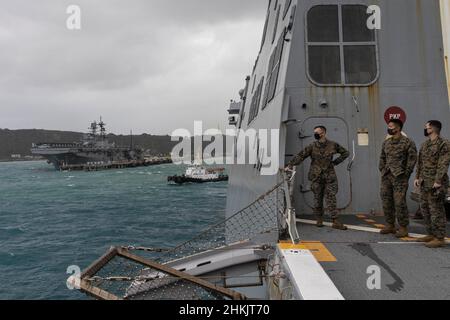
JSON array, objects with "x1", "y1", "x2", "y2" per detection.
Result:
[
  {"x1": 226, "y1": 0, "x2": 450, "y2": 220},
  {"x1": 285, "y1": 0, "x2": 450, "y2": 215},
  {"x1": 226, "y1": 0, "x2": 296, "y2": 218}
]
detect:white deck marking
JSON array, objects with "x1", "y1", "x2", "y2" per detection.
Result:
[{"x1": 296, "y1": 219, "x2": 450, "y2": 244}]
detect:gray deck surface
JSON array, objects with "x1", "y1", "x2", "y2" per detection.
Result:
[{"x1": 296, "y1": 216, "x2": 450, "y2": 300}]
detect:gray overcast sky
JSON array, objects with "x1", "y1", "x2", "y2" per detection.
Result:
[{"x1": 0, "y1": 0, "x2": 266, "y2": 135}]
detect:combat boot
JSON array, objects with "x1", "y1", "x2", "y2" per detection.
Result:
[
  {"x1": 425, "y1": 238, "x2": 446, "y2": 249},
  {"x1": 316, "y1": 217, "x2": 324, "y2": 228},
  {"x1": 332, "y1": 219, "x2": 348, "y2": 231},
  {"x1": 395, "y1": 226, "x2": 409, "y2": 238},
  {"x1": 416, "y1": 235, "x2": 434, "y2": 243},
  {"x1": 413, "y1": 210, "x2": 423, "y2": 220},
  {"x1": 380, "y1": 225, "x2": 396, "y2": 235}
]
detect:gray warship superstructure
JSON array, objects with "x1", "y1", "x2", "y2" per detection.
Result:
[
  {"x1": 223, "y1": 0, "x2": 450, "y2": 299},
  {"x1": 227, "y1": 0, "x2": 450, "y2": 221},
  {"x1": 31, "y1": 119, "x2": 144, "y2": 170}
]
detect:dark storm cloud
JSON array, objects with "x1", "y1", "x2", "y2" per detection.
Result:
[{"x1": 0, "y1": 0, "x2": 267, "y2": 134}]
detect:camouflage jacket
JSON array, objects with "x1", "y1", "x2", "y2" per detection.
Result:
[
  {"x1": 288, "y1": 140, "x2": 350, "y2": 182},
  {"x1": 416, "y1": 137, "x2": 450, "y2": 190},
  {"x1": 379, "y1": 136, "x2": 417, "y2": 178}
]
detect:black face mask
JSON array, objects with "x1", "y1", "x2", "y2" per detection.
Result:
[
  {"x1": 314, "y1": 133, "x2": 321, "y2": 140},
  {"x1": 424, "y1": 129, "x2": 430, "y2": 137},
  {"x1": 387, "y1": 129, "x2": 396, "y2": 136}
]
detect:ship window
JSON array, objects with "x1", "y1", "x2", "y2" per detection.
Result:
[
  {"x1": 272, "y1": 4, "x2": 281, "y2": 44},
  {"x1": 342, "y1": 5, "x2": 375, "y2": 42},
  {"x1": 251, "y1": 74, "x2": 256, "y2": 94},
  {"x1": 307, "y1": 5, "x2": 339, "y2": 42},
  {"x1": 260, "y1": 9, "x2": 270, "y2": 51},
  {"x1": 306, "y1": 4, "x2": 378, "y2": 86},
  {"x1": 248, "y1": 77, "x2": 264, "y2": 124},
  {"x1": 344, "y1": 45, "x2": 377, "y2": 84},
  {"x1": 262, "y1": 29, "x2": 286, "y2": 109},
  {"x1": 308, "y1": 46, "x2": 341, "y2": 84},
  {"x1": 283, "y1": 0, "x2": 292, "y2": 19}
]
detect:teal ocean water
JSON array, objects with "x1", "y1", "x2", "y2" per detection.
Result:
[{"x1": 0, "y1": 161, "x2": 228, "y2": 300}]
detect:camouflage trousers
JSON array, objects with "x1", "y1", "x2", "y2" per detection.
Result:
[
  {"x1": 380, "y1": 173, "x2": 410, "y2": 227},
  {"x1": 420, "y1": 189, "x2": 448, "y2": 239},
  {"x1": 311, "y1": 175, "x2": 339, "y2": 219}
]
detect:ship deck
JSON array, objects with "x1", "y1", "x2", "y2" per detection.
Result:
[{"x1": 296, "y1": 215, "x2": 450, "y2": 300}]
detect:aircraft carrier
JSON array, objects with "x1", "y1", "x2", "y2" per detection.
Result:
[{"x1": 31, "y1": 119, "x2": 146, "y2": 170}]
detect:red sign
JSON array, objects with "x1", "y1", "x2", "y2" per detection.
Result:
[{"x1": 384, "y1": 106, "x2": 407, "y2": 124}]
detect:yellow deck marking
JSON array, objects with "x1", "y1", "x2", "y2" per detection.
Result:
[
  {"x1": 278, "y1": 241, "x2": 337, "y2": 262},
  {"x1": 364, "y1": 219, "x2": 376, "y2": 224},
  {"x1": 356, "y1": 214, "x2": 367, "y2": 219},
  {"x1": 374, "y1": 224, "x2": 386, "y2": 229}
]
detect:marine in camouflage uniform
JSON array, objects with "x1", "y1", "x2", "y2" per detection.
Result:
[
  {"x1": 379, "y1": 120, "x2": 417, "y2": 237},
  {"x1": 415, "y1": 121, "x2": 450, "y2": 248},
  {"x1": 288, "y1": 129, "x2": 349, "y2": 229}
]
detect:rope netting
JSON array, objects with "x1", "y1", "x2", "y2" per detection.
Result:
[
  {"x1": 77, "y1": 172, "x2": 298, "y2": 300},
  {"x1": 154, "y1": 181, "x2": 288, "y2": 264}
]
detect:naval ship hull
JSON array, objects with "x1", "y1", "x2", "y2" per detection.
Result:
[{"x1": 31, "y1": 144, "x2": 141, "y2": 170}]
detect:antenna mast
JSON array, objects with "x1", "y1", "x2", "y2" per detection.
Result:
[
  {"x1": 98, "y1": 117, "x2": 106, "y2": 141},
  {"x1": 130, "y1": 130, "x2": 133, "y2": 150}
]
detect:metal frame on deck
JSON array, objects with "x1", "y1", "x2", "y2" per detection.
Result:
[{"x1": 78, "y1": 247, "x2": 246, "y2": 300}]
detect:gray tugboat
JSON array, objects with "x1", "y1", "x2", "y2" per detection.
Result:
[{"x1": 31, "y1": 118, "x2": 150, "y2": 171}]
